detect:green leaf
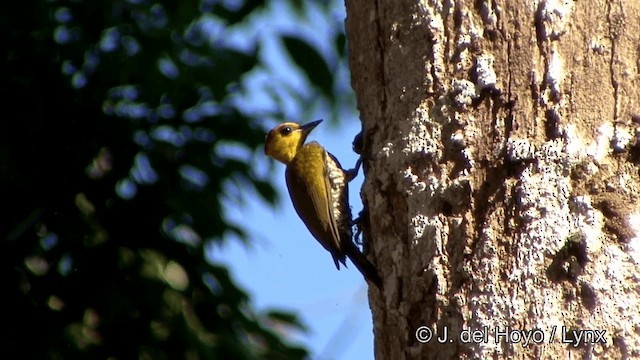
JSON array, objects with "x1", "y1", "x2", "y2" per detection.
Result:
[
  {"x1": 213, "y1": 0, "x2": 265, "y2": 24},
  {"x1": 282, "y1": 35, "x2": 334, "y2": 98},
  {"x1": 265, "y1": 310, "x2": 309, "y2": 332},
  {"x1": 335, "y1": 32, "x2": 347, "y2": 57}
]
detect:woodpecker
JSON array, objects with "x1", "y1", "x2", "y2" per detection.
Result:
[{"x1": 264, "y1": 119, "x2": 381, "y2": 288}]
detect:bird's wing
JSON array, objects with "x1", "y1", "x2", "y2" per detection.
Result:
[
  {"x1": 320, "y1": 151, "x2": 343, "y2": 255},
  {"x1": 285, "y1": 143, "x2": 344, "y2": 267}
]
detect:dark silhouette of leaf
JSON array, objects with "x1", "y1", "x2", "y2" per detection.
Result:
[{"x1": 283, "y1": 35, "x2": 334, "y2": 98}]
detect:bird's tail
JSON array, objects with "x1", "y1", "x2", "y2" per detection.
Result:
[{"x1": 345, "y1": 241, "x2": 382, "y2": 289}]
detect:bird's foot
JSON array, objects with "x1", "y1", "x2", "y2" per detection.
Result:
[{"x1": 345, "y1": 157, "x2": 362, "y2": 182}]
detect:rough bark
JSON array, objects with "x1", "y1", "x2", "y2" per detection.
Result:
[{"x1": 345, "y1": 0, "x2": 640, "y2": 358}]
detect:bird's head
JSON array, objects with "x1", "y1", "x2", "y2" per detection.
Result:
[{"x1": 264, "y1": 119, "x2": 322, "y2": 164}]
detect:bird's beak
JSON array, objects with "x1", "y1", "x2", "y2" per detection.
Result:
[{"x1": 300, "y1": 119, "x2": 323, "y2": 134}]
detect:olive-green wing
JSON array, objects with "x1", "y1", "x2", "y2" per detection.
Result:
[{"x1": 285, "y1": 143, "x2": 344, "y2": 268}]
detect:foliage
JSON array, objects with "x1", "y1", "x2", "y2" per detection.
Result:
[{"x1": 0, "y1": 0, "x2": 348, "y2": 358}]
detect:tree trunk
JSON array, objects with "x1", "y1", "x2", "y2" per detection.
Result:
[{"x1": 345, "y1": 0, "x2": 640, "y2": 358}]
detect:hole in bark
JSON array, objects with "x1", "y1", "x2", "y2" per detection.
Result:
[
  {"x1": 442, "y1": 201, "x2": 452, "y2": 216},
  {"x1": 628, "y1": 144, "x2": 640, "y2": 165},
  {"x1": 546, "y1": 233, "x2": 587, "y2": 282},
  {"x1": 544, "y1": 108, "x2": 561, "y2": 139}
]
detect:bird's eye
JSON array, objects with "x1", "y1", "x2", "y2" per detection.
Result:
[{"x1": 281, "y1": 126, "x2": 292, "y2": 135}]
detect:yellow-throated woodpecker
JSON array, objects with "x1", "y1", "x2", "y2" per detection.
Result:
[{"x1": 264, "y1": 120, "x2": 381, "y2": 288}]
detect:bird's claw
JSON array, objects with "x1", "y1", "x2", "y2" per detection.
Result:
[{"x1": 345, "y1": 157, "x2": 362, "y2": 182}]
